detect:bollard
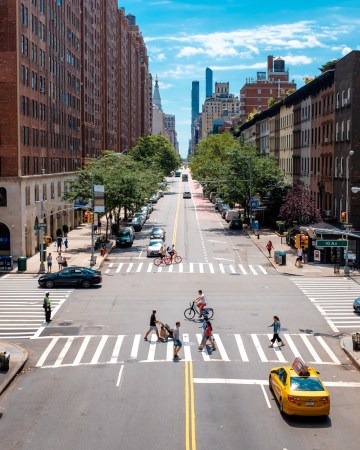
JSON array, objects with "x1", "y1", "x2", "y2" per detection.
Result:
[{"x1": 0, "y1": 351, "x2": 10, "y2": 370}]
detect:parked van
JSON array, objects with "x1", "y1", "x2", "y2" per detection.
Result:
[{"x1": 225, "y1": 209, "x2": 240, "y2": 223}]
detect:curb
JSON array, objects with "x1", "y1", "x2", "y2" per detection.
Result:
[
  {"x1": 0, "y1": 344, "x2": 29, "y2": 396},
  {"x1": 340, "y1": 338, "x2": 360, "y2": 372}
]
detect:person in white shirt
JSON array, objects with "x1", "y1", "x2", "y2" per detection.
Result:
[{"x1": 295, "y1": 247, "x2": 303, "y2": 267}]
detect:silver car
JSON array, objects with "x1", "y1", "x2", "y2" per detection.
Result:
[{"x1": 147, "y1": 239, "x2": 164, "y2": 257}]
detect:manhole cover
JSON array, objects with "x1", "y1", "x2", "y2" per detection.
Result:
[
  {"x1": 40, "y1": 326, "x2": 80, "y2": 337},
  {"x1": 58, "y1": 321, "x2": 73, "y2": 326}
]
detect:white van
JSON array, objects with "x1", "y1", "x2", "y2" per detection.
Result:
[{"x1": 225, "y1": 209, "x2": 240, "y2": 223}]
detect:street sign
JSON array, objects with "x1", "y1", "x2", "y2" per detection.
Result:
[
  {"x1": 34, "y1": 225, "x2": 40, "y2": 230},
  {"x1": 316, "y1": 240, "x2": 348, "y2": 247}
]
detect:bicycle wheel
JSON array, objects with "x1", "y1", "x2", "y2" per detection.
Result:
[
  {"x1": 184, "y1": 308, "x2": 195, "y2": 320},
  {"x1": 164, "y1": 256, "x2": 172, "y2": 266},
  {"x1": 174, "y1": 255, "x2": 182, "y2": 264},
  {"x1": 203, "y1": 308, "x2": 214, "y2": 319},
  {"x1": 154, "y1": 258, "x2": 162, "y2": 266}
]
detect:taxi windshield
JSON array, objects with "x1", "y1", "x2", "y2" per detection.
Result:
[{"x1": 290, "y1": 377, "x2": 324, "y2": 391}]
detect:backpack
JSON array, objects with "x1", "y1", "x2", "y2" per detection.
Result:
[{"x1": 167, "y1": 246, "x2": 172, "y2": 253}]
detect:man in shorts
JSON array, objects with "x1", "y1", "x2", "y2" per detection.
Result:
[
  {"x1": 144, "y1": 310, "x2": 161, "y2": 342},
  {"x1": 167, "y1": 244, "x2": 175, "y2": 262},
  {"x1": 173, "y1": 322, "x2": 182, "y2": 359},
  {"x1": 196, "y1": 289, "x2": 206, "y2": 317}
]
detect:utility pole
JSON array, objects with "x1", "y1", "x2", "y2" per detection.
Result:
[
  {"x1": 248, "y1": 158, "x2": 253, "y2": 228},
  {"x1": 90, "y1": 172, "x2": 95, "y2": 267}
]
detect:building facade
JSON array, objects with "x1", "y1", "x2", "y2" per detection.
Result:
[
  {"x1": 205, "y1": 67, "x2": 213, "y2": 98},
  {"x1": 0, "y1": 1, "x2": 151, "y2": 259}
]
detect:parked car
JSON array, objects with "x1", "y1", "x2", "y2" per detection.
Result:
[
  {"x1": 150, "y1": 227, "x2": 166, "y2": 240},
  {"x1": 353, "y1": 297, "x2": 360, "y2": 313},
  {"x1": 225, "y1": 209, "x2": 240, "y2": 223},
  {"x1": 146, "y1": 202, "x2": 153, "y2": 213},
  {"x1": 229, "y1": 219, "x2": 243, "y2": 230},
  {"x1": 38, "y1": 267, "x2": 102, "y2": 289},
  {"x1": 126, "y1": 217, "x2": 142, "y2": 231},
  {"x1": 147, "y1": 238, "x2": 165, "y2": 257},
  {"x1": 209, "y1": 192, "x2": 218, "y2": 202},
  {"x1": 149, "y1": 195, "x2": 158, "y2": 203},
  {"x1": 183, "y1": 192, "x2": 192, "y2": 199},
  {"x1": 133, "y1": 212, "x2": 146, "y2": 225},
  {"x1": 116, "y1": 227, "x2": 135, "y2": 247},
  {"x1": 212, "y1": 196, "x2": 222, "y2": 205},
  {"x1": 221, "y1": 205, "x2": 230, "y2": 219},
  {"x1": 137, "y1": 206, "x2": 150, "y2": 219},
  {"x1": 158, "y1": 190, "x2": 164, "y2": 197},
  {"x1": 218, "y1": 203, "x2": 229, "y2": 214}
]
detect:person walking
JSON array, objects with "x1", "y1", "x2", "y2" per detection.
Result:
[
  {"x1": 64, "y1": 238, "x2": 68, "y2": 252},
  {"x1": 46, "y1": 253, "x2": 53, "y2": 273},
  {"x1": 266, "y1": 240, "x2": 274, "y2": 257},
  {"x1": 43, "y1": 292, "x2": 52, "y2": 323},
  {"x1": 295, "y1": 247, "x2": 303, "y2": 267},
  {"x1": 173, "y1": 322, "x2": 182, "y2": 359},
  {"x1": 144, "y1": 310, "x2": 161, "y2": 342},
  {"x1": 56, "y1": 252, "x2": 63, "y2": 271},
  {"x1": 56, "y1": 235, "x2": 63, "y2": 252},
  {"x1": 268, "y1": 316, "x2": 285, "y2": 348},
  {"x1": 98, "y1": 218, "x2": 102, "y2": 233},
  {"x1": 198, "y1": 320, "x2": 216, "y2": 351}
]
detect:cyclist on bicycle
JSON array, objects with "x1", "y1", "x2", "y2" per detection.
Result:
[
  {"x1": 160, "y1": 245, "x2": 166, "y2": 260},
  {"x1": 167, "y1": 244, "x2": 175, "y2": 262},
  {"x1": 196, "y1": 289, "x2": 206, "y2": 317}
]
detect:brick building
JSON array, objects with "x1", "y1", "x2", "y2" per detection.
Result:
[{"x1": 0, "y1": 1, "x2": 151, "y2": 259}]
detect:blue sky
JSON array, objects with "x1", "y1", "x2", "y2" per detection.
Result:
[{"x1": 118, "y1": 1, "x2": 360, "y2": 157}]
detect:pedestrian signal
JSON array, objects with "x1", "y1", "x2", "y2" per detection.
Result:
[
  {"x1": 301, "y1": 234, "x2": 309, "y2": 249},
  {"x1": 341, "y1": 211, "x2": 347, "y2": 223},
  {"x1": 295, "y1": 234, "x2": 301, "y2": 249}
]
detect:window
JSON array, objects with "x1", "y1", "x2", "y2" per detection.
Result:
[
  {"x1": 0, "y1": 187, "x2": 7, "y2": 207},
  {"x1": 347, "y1": 120, "x2": 351, "y2": 141},
  {"x1": 21, "y1": 4, "x2": 28, "y2": 26},
  {"x1": 336, "y1": 92, "x2": 340, "y2": 109}
]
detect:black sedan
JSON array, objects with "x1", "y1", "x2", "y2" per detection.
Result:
[
  {"x1": 38, "y1": 267, "x2": 102, "y2": 289},
  {"x1": 229, "y1": 219, "x2": 243, "y2": 230}
]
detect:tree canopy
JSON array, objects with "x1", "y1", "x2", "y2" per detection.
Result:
[
  {"x1": 279, "y1": 184, "x2": 322, "y2": 226},
  {"x1": 319, "y1": 59, "x2": 339, "y2": 73}
]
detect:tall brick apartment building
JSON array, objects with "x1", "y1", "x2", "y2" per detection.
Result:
[{"x1": 0, "y1": 1, "x2": 152, "y2": 259}]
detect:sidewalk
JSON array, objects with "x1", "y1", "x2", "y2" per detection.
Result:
[
  {"x1": 341, "y1": 336, "x2": 360, "y2": 371},
  {"x1": 8, "y1": 222, "x2": 114, "y2": 275},
  {"x1": 0, "y1": 343, "x2": 28, "y2": 396},
  {"x1": 248, "y1": 228, "x2": 358, "y2": 277}
]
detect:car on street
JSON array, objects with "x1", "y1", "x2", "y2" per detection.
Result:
[
  {"x1": 225, "y1": 209, "x2": 240, "y2": 222},
  {"x1": 126, "y1": 217, "x2": 142, "y2": 231},
  {"x1": 229, "y1": 219, "x2": 243, "y2": 230},
  {"x1": 150, "y1": 226, "x2": 166, "y2": 240},
  {"x1": 115, "y1": 227, "x2": 135, "y2": 247},
  {"x1": 133, "y1": 212, "x2": 146, "y2": 225},
  {"x1": 158, "y1": 190, "x2": 164, "y2": 197},
  {"x1": 147, "y1": 238, "x2": 165, "y2": 257},
  {"x1": 146, "y1": 202, "x2": 153, "y2": 213},
  {"x1": 269, "y1": 358, "x2": 330, "y2": 416},
  {"x1": 218, "y1": 203, "x2": 229, "y2": 215},
  {"x1": 353, "y1": 297, "x2": 360, "y2": 313},
  {"x1": 221, "y1": 205, "x2": 230, "y2": 219},
  {"x1": 38, "y1": 267, "x2": 102, "y2": 289},
  {"x1": 183, "y1": 192, "x2": 191, "y2": 199},
  {"x1": 137, "y1": 206, "x2": 150, "y2": 219},
  {"x1": 149, "y1": 194, "x2": 158, "y2": 203}
]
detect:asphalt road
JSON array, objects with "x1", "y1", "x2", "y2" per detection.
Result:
[{"x1": 1, "y1": 175, "x2": 360, "y2": 450}]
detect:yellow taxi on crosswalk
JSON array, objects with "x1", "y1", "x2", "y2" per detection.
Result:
[{"x1": 269, "y1": 358, "x2": 330, "y2": 416}]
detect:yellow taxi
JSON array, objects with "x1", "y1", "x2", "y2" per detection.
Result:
[{"x1": 269, "y1": 358, "x2": 330, "y2": 416}]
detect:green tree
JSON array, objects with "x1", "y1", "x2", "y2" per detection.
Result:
[
  {"x1": 129, "y1": 134, "x2": 181, "y2": 177},
  {"x1": 319, "y1": 59, "x2": 339, "y2": 73},
  {"x1": 279, "y1": 184, "x2": 322, "y2": 226}
]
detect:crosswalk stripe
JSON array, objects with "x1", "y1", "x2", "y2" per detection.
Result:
[
  {"x1": 229, "y1": 265, "x2": 235, "y2": 274},
  {"x1": 213, "y1": 334, "x2": 230, "y2": 361},
  {"x1": 300, "y1": 334, "x2": 322, "y2": 363},
  {"x1": 158, "y1": 266, "x2": 163, "y2": 273},
  {"x1": 91, "y1": 336, "x2": 108, "y2": 364},
  {"x1": 258, "y1": 265, "x2": 267, "y2": 274},
  {"x1": 166, "y1": 341, "x2": 173, "y2": 361},
  {"x1": 235, "y1": 334, "x2": 249, "y2": 362},
  {"x1": 147, "y1": 335, "x2": 157, "y2": 361},
  {"x1": 239, "y1": 264, "x2": 247, "y2": 275},
  {"x1": 73, "y1": 336, "x2": 91, "y2": 366},
  {"x1": 249, "y1": 265, "x2": 258, "y2": 275},
  {"x1": 36, "y1": 337, "x2": 59, "y2": 367},
  {"x1": 190, "y1": 263, "x2": 194, "y2": 272},
  {"x1": 136, "y1": 263, "x2": 143, "y2": 273},
  {"x1": 209, "y1": 264, "x2": 214, "y2": 274},
  {"x1": 251, "y1": 334, "x2": 268, "y2": 362},
  {"x1": 179, "y1": 263, "x2": 183, "y2": 273},
  {"x1": 283, "y1": 334, "x2": 303, "y2": 361},
  {"x1": 147, "y1": 263, "x2": 153, "y2": 272},
  {"x1": 183, "y1": 334, "x2": 192, "y2": 361},
  {"x1": 126, "y1": 263, "x2": 133, "y2": 273},
  {"x1": 54, "y1": 337, "x2": 74, "y2": 367},
  {"x1": 130, "y1": 334, "x2": 141, "y2": 359},
  {"x1": 116, "y1": 263, "x2": 123, "y2": 273},
  {"x1": 110, "y1": 335, "x2": 125, "y2": 363},
  {"x1": 168, "y1": 264, "x2": 173, "y2": 273},
  {"x1": 219, "y1": 264, "x2": 225, "y2": 274},
  {"x1": 196, "y1": 333, "x2": 210, "y2": 361},
  {"x1": 316, "y1": 336, "x2": 341, "y2": 365},
  {"x1": 199, "y1": 263, "x2": 204, "y2": 273}
]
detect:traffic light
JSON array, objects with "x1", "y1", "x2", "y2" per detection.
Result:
[
  {"x1": 301, "y1": 234, "x2": 309, "y2": 250},
  {"x1": 341, "y1": 211, "x2": 347, "y2": 223},
  {"x1": 295, "y1": 234, "x2": 301, "y2": 249}
]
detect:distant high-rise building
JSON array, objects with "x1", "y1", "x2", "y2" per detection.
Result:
[
  {"x1": 190, "y1": 81, "x2": 200, "y2": 154},
  {"x1": 206, "y1": 67, "x2": 213, "y2": 98},
  {"x1": 153, "y1": 75, "x2": 163, "y2": 111}
]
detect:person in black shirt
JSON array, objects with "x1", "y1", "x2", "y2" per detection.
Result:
[{"x1": 144, "y1": 310, "x2": 161, "y2": 342}]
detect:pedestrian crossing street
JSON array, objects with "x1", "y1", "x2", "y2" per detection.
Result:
[
  {"x1": 104, "y1": 260, "x2": 273, "y2": 276},
  {"x1": 35, "y1": 332, "x2": 341, "y2": 368},
  {"x1": 291, "y1": 277, "x2": 360, "y2": 333},
  {"x1": 0, "y1": 274, "x2": 73, "y2": 339}
]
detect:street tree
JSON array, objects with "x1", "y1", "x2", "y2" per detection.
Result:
[
  {"x1": 319, "y1": 59, "x2": 339, "y2": 73},
  {"x1": 279, "y1": 184, "x2": 322, "y2": 226},
  {"x1": 128, "y1": 134, "x2": 181, "y2": 177}
]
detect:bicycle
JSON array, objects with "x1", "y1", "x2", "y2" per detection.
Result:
[
  {"x1": 154, "y1": 255, "x2": 172, "y2": 266},
  {"x1": 169, "y1": 252, "x2": 182, "y2": 264},
  {"x1": 184, "y1": 301, "x2": 214, "y2": 320}
]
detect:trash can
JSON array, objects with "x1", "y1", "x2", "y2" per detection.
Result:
[
  {"x1": 274, "y1": 251, "x2": 280, "y2": 264},
  {"x1": 334, "y1": 264, "x2": 340, "y2": 274},
  {"x1": 352, "y1": 333, "x2": 360, "y2": 351},
  {"x1": 279, "y1": 251, "x2": 286, "y2": 266},
  {"x1": 17, "y1": 256, "x2": 27, "y2": 272}
]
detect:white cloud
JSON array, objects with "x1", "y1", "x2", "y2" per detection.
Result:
[
  {"x1": 341, "y1": 46, "x2": 352, "y2": 55},
  {"x1": 177, "y1": 47, "x2": 205, "y2": 57},
  {"x1": 158, "y1": 82, "x2": 173, "y2": 89},
  {"x1": 156, "y1": 53, "x2": 166, "y2": 61}
]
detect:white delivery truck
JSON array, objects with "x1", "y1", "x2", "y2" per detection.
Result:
[{"x1": 225, "y1": 209, "x2": 244, "y2": 223}]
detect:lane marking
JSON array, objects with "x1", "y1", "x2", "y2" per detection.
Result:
[
  {"x1": 110, "y1": 335, "x2": 125, "y2": 364},
  {"x1": 213, "y1": 334, "x2": 230, "y2": 361},
  {"x1": 36, "y1": 336, "x2": 59, "y2": 367},
  {"x1": 193, "y1": 378, "x2": 360, "y2": 388},
  {"x1": 91, "y1": 335, "x2": 108, "y2": 365},
  {"x1": 116, "y1": 263, "x2": 123, "y2": 273},
  {"x1": 249, "y1": 265, "x2": 258, "y2": 275},
  {"x1": 235, "y1": 334, "x2": 249, "y2": 362},
  {"x1": 251, "y1": 334, "x2": 268, "y2": 362},
  {"x1": 116, "y1": 364, "x2": 124, "y2": 388},
  {"x1": 130, "y1": 334, "x2": 141, "y2": 359},
  {"x1": 261, "y1": 384, "x2": 272, "y2": 408},
  {"x1": 136, "y1": 263, "x2": 143, "y2": 273},
  {"x1": 54, "y1": 337, "x2": 74, "y2": 367},
  {"x1": 73, "y1": 336, "x2": 91, "y2": 366},
  {"x1": 239, "y1": 264, "x2": 247, "y2": 275},
  {"x1": 267, "y1": 334, "x2": 286, "y2": 362}
]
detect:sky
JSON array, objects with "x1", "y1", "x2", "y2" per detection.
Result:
[{"x1": 118, "y1": 0, "x2": 360, "y2": 157}]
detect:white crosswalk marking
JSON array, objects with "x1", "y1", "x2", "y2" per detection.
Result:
[
  {"x1": 291, "y1": 277, "x2": 360, "y2": 332},
  {"x1": 0, "y1": 276, "x2": 73, "y2": 339},
  {"x1": 34, "y1": 332, "x2": 344, "y2": 368},
  {"x1": 104, "y1": 261, "x2": 270, "y2": 275}
]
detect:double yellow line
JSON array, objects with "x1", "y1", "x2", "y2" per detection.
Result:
[{"x1": 185, "y1": 361, "x2": 196, "y2": 450}]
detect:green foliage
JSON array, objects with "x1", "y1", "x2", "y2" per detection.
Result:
[
  {"x1": 56, "y1": 228, "x2": 63, "y2": 237},
  {"x1": 267, "y1": 97, "x2": 277, "y2": 107},
  {"x1": 128, "y1": 134, "x2": 181, "y2": 177},
  {"x1": 279, "y1": 184, "x2": 322, "y2": 226},
  {"x1": 62, "y1": 224, "x2": 69, "y2": 234},
  {"x1": 319, "y1": 59, "x2": 339, "y2": 73}
]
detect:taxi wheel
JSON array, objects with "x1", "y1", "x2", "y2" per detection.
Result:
[{"x1": 279, "y1": 398, "x2": 284, "y2": 414}]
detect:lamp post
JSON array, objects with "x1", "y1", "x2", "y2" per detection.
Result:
[
  {"x1": 344, "y1": 150, "x2": 354, "y2": 276},
  {"x1": 89, "y1": 153, "x2": 122, "y2": 267}
]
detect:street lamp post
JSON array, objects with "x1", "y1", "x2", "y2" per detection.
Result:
[{"x1": 344, "y1": 150, "x2": 354, "y2": 276}]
